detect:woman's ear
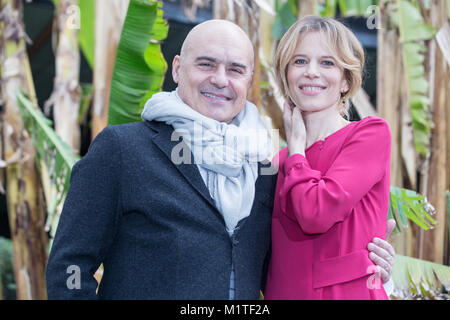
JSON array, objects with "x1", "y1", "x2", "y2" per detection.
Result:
[
  {"x1": 288, "y1": 97, "x2": 296, "y2": 108},
  {"x1": 341, "y1": 78, "x2": 350, "y2": 95}
]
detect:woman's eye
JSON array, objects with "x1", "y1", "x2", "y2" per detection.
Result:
[
  {"x1": 294, "y1": 59, "x2": 307, "y2": 65},
  {"x1": 322, "y1": 60, "x2": 334, "y2": 66}
]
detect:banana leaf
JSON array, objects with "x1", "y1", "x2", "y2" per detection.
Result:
[
  {"x1": 396, "y1": 0, "x2": 436, "y2": 158},
  {"x1": 336, "y1": 0, "x2": 378, "y2": 17},
  {"x1": 107, "y1": 0, "x2": 168, "y2": 126},
  {"x1": 78, "y1": 0, "x2": 95, "y2": 68},
  {"x1": 16, "y1": 90, "x2": 80, "y2": 246},
  {"x1": 391, "y1": 254, "x2": 450, "y2": 299},
  {"x1": 388, "y1": 186, "x2": 436, "y2": 233}
]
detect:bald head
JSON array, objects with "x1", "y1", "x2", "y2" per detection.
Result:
[
  {"x1": 171, "y1": 19, "x2": 255, "y2": 123},
  {"x1": 180, "y1": 19, "x2": 254, "y2": 71}
]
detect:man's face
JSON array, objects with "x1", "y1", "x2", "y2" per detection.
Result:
[{"x1": 172, "y1": 28, "x2": 254, "y2": 124}]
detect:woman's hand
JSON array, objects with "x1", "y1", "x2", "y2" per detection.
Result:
[
  {"x1": 367, "y1": 219, "x2": 396, "y2": 284},
  {"x1": 283, "y1": 99, "x2": 306, "y2": 157}
]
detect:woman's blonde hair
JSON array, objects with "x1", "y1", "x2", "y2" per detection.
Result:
[{"x1": 274, "y1": 15, "x2": 365, "y2": 117}]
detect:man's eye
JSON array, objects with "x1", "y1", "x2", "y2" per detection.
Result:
[
  {"x1": 199, "y1": 63, "x2": 212, "y2": 67},
  {"x1": 230, "y1": 68, "x2": 243, "y2": 74}
]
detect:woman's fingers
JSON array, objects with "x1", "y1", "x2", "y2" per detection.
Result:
[
  {"x1": 367, "y1": 239, "x2": 395, "y2": 284},
  {"x1": 385, "y1": 219, "x2": 396, "y2": 241},
  {"x1": 283, "y1": 101, "x2": 293, "y2": 136}
]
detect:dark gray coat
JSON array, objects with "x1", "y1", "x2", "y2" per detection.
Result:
[{"x1": 46, "y1": 120, "x2": 276, "y2": 299}]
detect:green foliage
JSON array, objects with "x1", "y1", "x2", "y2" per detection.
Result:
[
  {"x1": 0, "y1": 237, "x2": 16, "y2": 300},
  {"x1": 271, "y1": 0, "x2": 298, "y2": 40},
  {"x1": 78, "y1": 82, "x2": 93, "y2": 124},
  {"x1": 388, "y1": 186, "x2": 436, "y2": 233},
  {"x1": 336, "y1": 0, "x2": 378, "y2": 17},
  {"x1": 447, "y1": 191, "x2": 450, "y2": 247},
  {"x1": 107, "y1": 0, "x2": 168, "y2": 126},
  {"x1": 78, "y1": 0, "x2": 95, "y2": 68},
  {"x1": 272, "y1": 0, "x2": 380, "y2": 39},
  {"x1": 395, "y1": 0, "x2": 435, "y2": 157},
  {"x1": 391, "y1": 254, "x2": 450, "y2": 299},
  {"x1": 16, "y1": 91, "x2": 80, "y2": 243}
]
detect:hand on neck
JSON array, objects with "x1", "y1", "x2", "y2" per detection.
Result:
[{"x1": 302, "y1": 106, "x2": 349, "y2": 149}]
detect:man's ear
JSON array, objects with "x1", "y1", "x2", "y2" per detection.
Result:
[{"x1": 172, "y1": 55, "x2": 181, "y2": 84}]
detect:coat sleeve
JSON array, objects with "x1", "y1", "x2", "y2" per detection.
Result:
[
  {"x1": 279, "y1": 118, "x2": 391, "y2": 235},
  {"x1": 46, "y1": 126, "x2": 122, "y2": 299}
]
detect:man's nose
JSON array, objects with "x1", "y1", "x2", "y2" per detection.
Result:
[{"x1": 210, "y1": 65, "x2": 229, "y2": 88}]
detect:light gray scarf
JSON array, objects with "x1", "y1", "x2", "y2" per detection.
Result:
[{"x1": 141, "y1": 89, "x2": 271, "y2": 236}]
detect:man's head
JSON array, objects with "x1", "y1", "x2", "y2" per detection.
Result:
[{"x1": 172, "y1": 19, "x2": 254, "y2": 124}]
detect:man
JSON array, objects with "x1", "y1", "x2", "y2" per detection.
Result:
[{"x1": 46, "y1": 19, "x2": 395, "y2": 299}]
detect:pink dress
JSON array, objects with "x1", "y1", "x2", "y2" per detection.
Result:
[{"x1": 265, "y1": 116, "x2": 390, "y2": 300}]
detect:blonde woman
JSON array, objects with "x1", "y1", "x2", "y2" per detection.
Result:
[{"x1": 265, "y1": 16, "x2": 391, "y2": 299}]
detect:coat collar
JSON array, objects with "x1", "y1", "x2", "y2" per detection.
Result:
[
  {"x1": 144, "y1": 120, "x2": 218, "y2": 211},
  {"x1": 143, "y1": 120, "x2": 273, "y2": 229}
]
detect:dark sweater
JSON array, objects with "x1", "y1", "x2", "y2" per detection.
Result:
[{"x1": 46, "y1": 120, "x2": 276, "y2": 299}]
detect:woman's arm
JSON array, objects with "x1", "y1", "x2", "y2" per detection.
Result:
[{"x1": 279, "y1": 117, "x2": 391, "y2": 234}]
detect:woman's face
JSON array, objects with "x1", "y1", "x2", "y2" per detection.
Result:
[{"x1": 286, "y1": 31, "x2": 349, "y2": 114}]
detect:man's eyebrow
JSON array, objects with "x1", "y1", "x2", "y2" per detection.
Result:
[
  {"x1": 195, "y1": 56, "x2": 218, "y2": 63},
  {"x1": 195, "y1": 56, "x2": 248, "y2": 70}
]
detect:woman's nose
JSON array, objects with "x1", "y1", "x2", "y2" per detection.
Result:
[{"x1": 304, "y1": 61, "x2": 319, "y2": 78}]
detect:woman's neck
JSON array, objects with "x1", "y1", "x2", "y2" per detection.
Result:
[{"x1": 302, "y1": 106, "x2": 349, "y2": 149}]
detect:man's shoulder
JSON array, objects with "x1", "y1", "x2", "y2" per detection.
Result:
[{"x1": 106, "y1": 120, "x2": 171, "y2": 138}]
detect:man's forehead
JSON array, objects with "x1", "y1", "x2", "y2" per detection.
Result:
[{"x1": 186, "y1": 42, "x2": 253, "y2": 67}]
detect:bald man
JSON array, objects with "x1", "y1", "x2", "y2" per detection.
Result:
[{"x1": 46, "y1": 20, "x2": 395, "y2": 300}]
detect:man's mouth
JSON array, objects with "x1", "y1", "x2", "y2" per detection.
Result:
[{"x1": 201, "y1": 92, "x2": 232, "y2": 101}]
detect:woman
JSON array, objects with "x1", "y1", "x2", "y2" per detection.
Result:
[{"x1": 264, "y1": 16, "x2": 391, "y2": 300}]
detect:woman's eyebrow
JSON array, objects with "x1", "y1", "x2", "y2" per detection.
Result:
[{"x1": 292, "y1": 54, "x2": 336, "y2": 60}]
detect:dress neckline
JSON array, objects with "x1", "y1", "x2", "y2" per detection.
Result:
[{"x1": 305, "y1": 119, "x2": 358, "y2": 152}]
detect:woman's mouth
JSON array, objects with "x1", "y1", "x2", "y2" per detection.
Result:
[{"x1": 299, "y1": 85, "x2": 326, "y2": 96}]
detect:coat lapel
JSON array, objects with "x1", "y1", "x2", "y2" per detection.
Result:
[{"x1": 144, "y1": 120, "x2": 218, "y2": 211}]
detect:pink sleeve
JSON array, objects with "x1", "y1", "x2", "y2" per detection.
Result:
[{"x1": 279, "y1": 118, "x2": 391, "y2": 234}]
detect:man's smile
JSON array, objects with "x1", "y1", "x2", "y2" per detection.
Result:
[{"x1": 201, "y1": 91, "x2": 232, "y2": 102}]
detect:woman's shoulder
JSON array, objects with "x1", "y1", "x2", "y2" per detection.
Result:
[
  {"x1": 348, "y1": 116, "x2": 391, "y2": 140},
  {"x1": 353, "y1": 116, "x2": 390, "y2": 131}
]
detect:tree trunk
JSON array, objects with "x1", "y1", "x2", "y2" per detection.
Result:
[
  {"x1": 417, "y1": 0, "x2": 448, "y2": 264},
  {"x1": 298, "y1": 0, "x2": 317, "y2": 17},
  {"x1": 0, "y1": 0, "x2": 48, "y2": 299},
  {"x1": 378, "y1": 0, "x2": 424, "y2": 258},
  {"x1": 45, "y1": 0, "x2": 81, "y2": 151},
  {"x1": 91, "y1": 0, "x2": 129, "y2": 140}
]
